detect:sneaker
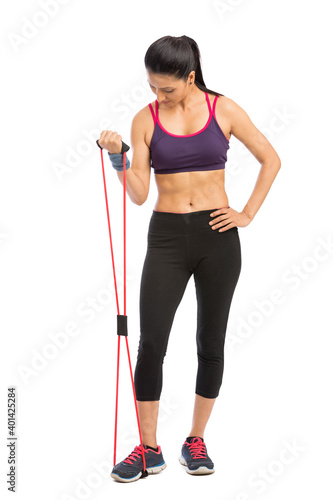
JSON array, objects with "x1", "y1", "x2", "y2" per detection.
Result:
[
  {"x1": 111, "y1": 444, "x2": 167, "y2": 483},
  {"x1": 179, "y1": 437, "x2": 215, "y2": 475}
]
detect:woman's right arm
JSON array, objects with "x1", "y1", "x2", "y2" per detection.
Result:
[
  {"x1": 116, "y1": 109, "x2": 151, "y2": 205},
  {"x1": 99, "y1": 109, "x2": 151, "y2": 205}
]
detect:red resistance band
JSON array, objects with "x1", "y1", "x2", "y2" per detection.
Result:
[{"x1": 98, "y1": 145, "x2": 147, "y2": 475}]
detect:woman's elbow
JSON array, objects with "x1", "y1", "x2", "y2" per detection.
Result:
[
  {"x1": 264, "y1": 152, "x2": 281, "y2": 172},
  {"x1": 131, "y1": 193, "x2": 148, "y2": 206},
  {"x1": 275, "y1": 152, "x2": 282, "y2": 169},
  {"x1": 135, "y1": 198, "x2": 146, "y2": 206}
]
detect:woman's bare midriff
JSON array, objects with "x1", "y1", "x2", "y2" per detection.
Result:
[
  {"x1": 153, "y1": 169, "x2": 229, "y2": 213},
  {"x1": 144, "y1": 91, "x2": 231, "y2": 213}
]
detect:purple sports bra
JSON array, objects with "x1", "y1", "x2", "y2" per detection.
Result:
[{"x1": 148, "y1": 92, "x2": 230, "y2": 175}]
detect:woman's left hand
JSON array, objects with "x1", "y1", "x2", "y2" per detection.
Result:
[{"x1": 209, "y1": 206, "x2": 252, "y2": 232}]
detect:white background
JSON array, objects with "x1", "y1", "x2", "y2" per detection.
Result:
[{"x1": 1, "y1": 0, "x2": 332, "y2": 499}]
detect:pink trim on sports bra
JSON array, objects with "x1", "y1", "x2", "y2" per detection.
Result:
[
  {"x1": 212, "y1": 95, "x2": 218, "y2": 120},
  {"x1": 149, "y1": 92, "x2": 218, "y2": 138},
  {"x1": 148, "y1": 102, "x2": 156, "y2": 127}
]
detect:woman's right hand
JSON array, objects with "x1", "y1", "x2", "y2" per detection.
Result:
[{"x1": 98, "y1": 130, "x2": 123, "y2": 154}]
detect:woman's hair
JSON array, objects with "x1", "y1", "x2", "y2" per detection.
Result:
[{"x1": 144, "y1": 35, "x2": 222, "y2": 97}]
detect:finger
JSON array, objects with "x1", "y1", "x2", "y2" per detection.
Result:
[
  {"x1": 209, "y1": 214, "x2": 229, "y2": 226},
  {"x1": 211, "y1": 217, "x2": 233, "y2": 230},
  {"x1": 102, "y1": 131, "x2": 110, "y2": 143},
  {"x1": 218, "y1": 222, "x2": 235, "y2": 232},
  {"x1": 99, "y1": 130, "x2": 109, "y2": 147},
  {"x1": 112, "y1": 132, "x2": 122, "y2": 143},
  {"x1": 210, "y1": 206, "x2": 230, "y2": 218}
]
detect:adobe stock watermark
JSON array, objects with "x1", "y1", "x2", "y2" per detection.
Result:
[
  {"x1": 16, "y1": 273, "x2": 136, "y2": 385},
  {"x1": 53, "y1": 100, "x2": 295, "y2": 185},
  {"x1": 0, "y1": 231, "x2": 9, "y2": 246},
  {"x1": 60, "y1": 394, "x2": 179, "y2": 500},
  {"x1": 117, "y1": 394, "x2": 180, "y2": 455},
  {"x1": 52, "y1": 78, "x2": 151, "y2": 183},
  {"x1": 230, "y1": 437, "x2": 306, "y2": 499},
  {"x1": 226, "y1": 233, "x2": 333, "y2": 352},
  {"x1": 7, "y1": 0, "x2": 72, "y2": 53},
  {"x1": 212, "y1": 0, "x2": 246, "y2": 21},
  {"x1": 225, "y1": 105, "x2": 295, "y2": 188}
]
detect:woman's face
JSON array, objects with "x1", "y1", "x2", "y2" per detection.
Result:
[{"x1": 146, "y1": 70, "x2": 194, "y2": 106}]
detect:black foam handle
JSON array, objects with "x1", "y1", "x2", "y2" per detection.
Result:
[{"x1": 96, "y1": 139, "x2": 130, "y2": 154}]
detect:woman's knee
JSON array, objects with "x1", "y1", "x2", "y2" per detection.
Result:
[{"x1": 137, "y1": 335, "x2": 167, "y2": 361}]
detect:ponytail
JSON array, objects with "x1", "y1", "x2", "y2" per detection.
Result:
[{"x1": 144, "y1": 35, "x2": 223, "y2": 97}]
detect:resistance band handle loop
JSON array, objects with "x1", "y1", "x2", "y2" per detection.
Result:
[
  {"x1": 117, "y1": 315, "x2": 128, "y2": 337},
  {"x1": 96, "y1": 139, "x2": 130, "y2": 154}
]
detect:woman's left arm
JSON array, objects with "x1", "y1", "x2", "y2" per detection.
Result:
[{"x1": 210, "y1": 98, "x2": 281, "y2": 232}]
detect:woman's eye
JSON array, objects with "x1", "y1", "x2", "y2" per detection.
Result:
[{"x1": 149, "y1": 84, "x2": 173, "y2": 93}]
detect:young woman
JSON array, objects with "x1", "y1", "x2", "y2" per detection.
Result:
[{"x1": 99, "y1": 35, "x2": 281, "y2": 483}]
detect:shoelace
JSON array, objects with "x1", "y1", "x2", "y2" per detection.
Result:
[
  {"x1": 123, "y1": 445, "x2": 149, "y2": 465},
  {"x1": 186, "y1": 438, "x2": 207, "y2": 459}
]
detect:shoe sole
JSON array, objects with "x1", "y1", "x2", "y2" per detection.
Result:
[
  {"x1": 111, "y1": 462, "x2": 167, "y2": 483},
  {"x1": 179, "y1": 456, "x2": 215, "y2": 475}
]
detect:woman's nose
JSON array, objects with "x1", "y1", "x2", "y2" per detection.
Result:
[{"x1": 157, "y1": 90, "x2": 167, "y2": 101}]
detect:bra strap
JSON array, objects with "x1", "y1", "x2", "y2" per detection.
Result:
[
  {"x1": 205, "y1": 92, "x2": 212, "y2": 115},
  {"x1": 148, "y1": 103, "x2": 156, "y2": 126},
  {"x1": 212, "y1": 95, "x2": 219, "y2": 117}
]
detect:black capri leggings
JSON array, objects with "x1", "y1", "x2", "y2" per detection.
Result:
[{"x1": 134, "y1": 209, "x2": 241, "y2": 401}]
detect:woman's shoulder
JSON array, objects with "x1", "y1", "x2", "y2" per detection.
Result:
[
  {"x1": 215, "y1": 94, "x2": 243, "y2": 109},
  {"x1": 131, "y1": 103, "x2": 157, "y2": 148},
  {"x1": 214, "y1": 94, "x2": 244, "y2": 119},
  {"x1": 133, "y1": 102, "x2": 156, "y2": 123},
  {"x1": 205, "y1": 92, "x2": 232, "y2": 110}
]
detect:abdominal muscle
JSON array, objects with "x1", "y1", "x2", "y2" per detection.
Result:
[{"x1": 153, "y1": 169, "x2": 229, "y2": 213}]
